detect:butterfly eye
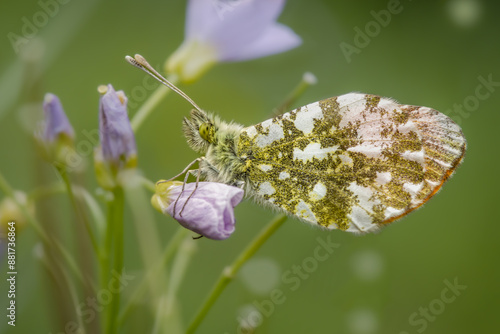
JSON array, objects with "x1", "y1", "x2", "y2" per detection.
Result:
[{"x1": 199, "y1": 122, "x2": 215, "y2": 143}]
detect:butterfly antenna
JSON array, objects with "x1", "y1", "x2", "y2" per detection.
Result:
[{"x1": 125, "y1": 54, "x2": 203, "y2": 113}]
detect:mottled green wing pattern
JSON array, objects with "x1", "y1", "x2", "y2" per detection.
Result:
[{"x1": 236, "y1": 93, "x2": 466, "y2": 233}]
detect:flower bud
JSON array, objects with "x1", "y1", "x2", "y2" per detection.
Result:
[
  {"x1": 36, "y1": 93, "x2": 76, "y2": 167},
  {"x1": 95, "y1": 84, "x2": 137, "y2": 189},
  {"x1": 152, "y1": 181, "x2": 244, "y2": 240}
]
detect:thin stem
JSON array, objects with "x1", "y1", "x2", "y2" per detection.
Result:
[
  {"x1": 105, "y1": 186, "x2": 125, "y2": 334},
  {"x1": 165, "y1": 237, "x2": 196, "y2": 314},
  {"x1": 58, "y1": 167, "x2": 99, "y2": 255},
  {"x1": 28, "y1": 182, "x2": 65, "y2": 201},
  {"x1": 37, "y1": 242, "x2": 87, "y2": 334},
  {"x1": 138, "y1": 174, "x2": 156, "y2": 193},
  {"x1": 58, "y1": 258, "x2": 88, "y2": 334},
  {"x1": 124, "y1": 179, "x2": 165, "y2": 316},
  {"x1": 97, "y1": 261, "x2": 106, "y2": 332},
  {"x1": 186, "y1": 214, "x2": 287, "y2": 334},
  {"x1": 100, "y1": 190, "x2": 118, "y2": 334},
  {"x1": 76, "y1": 186, "x2": 106, "y2": 238},
  {"x1": 118, "y1": 227, "x2": 189, "y2": 326},
  {"x1": 53, "y1": 238, "x2": 94, "y2": 291},
  {"x1": 130, "y1": 74, "x2": 179, "y2": 132},
  {"x1": 0, "y1": 169, "x2": 91, "y2": 317},
  {"x1": 0, "y1": 170, "x2": 92, "y2": 291},
  {"x1": 273, "y1": 72, "x2": 317, "y2": 116},
  {"x1": 152, "y1": 235, "x2": 197, "y2": 334},
  {"x1": 28, "y1": 182, "x2": 106, "y2": 241}
]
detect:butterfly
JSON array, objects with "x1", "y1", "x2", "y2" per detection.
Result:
[{"x1": 127, "y1": 55, "x2": 466, "y2": 234}]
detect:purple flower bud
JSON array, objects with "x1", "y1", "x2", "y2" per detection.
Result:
[
  {"x1": 42, "y1": 93, "x2": 74, "y2": 144},
  {"x1": 98, "y1": 84, "x2": 137, "y2": 169},
  {"x1": 167, "y1": 0, "x2": 302, "y2": 82},
  {"x1": 152, "y1": 181, "x2": 244, "y2": 240}
]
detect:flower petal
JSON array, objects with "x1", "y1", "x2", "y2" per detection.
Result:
[
  {"x1": 168, "y1": 0, "x2": 301, "y2": 81},
  {"x1": 185, "y1": 0, "x2": 294, "y2": 61},
  {"x1": 165, "y1": 182, "x2": 244, "y2": 240},
  {"x1": 42, "y1": 93, "x2": 74, "y2": 143},
  {"x1": 185, "y1": 0, "x2": 218, "y2": 39},
  {"x1": 186, "y1": 0, "x2": 285, "y2": 40},
  {"x1": 175, "y1": 197, "x2": 236, "y2": 240},
  {"x1": 219, "y1": 22, "x2": 302, "y2": 62},
  {"x1": 98, "y1": 84, "x2": 137, "y2": 168}
]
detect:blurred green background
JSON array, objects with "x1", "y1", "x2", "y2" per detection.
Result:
[{"x1": 1, "y1": 0, "x2": 499, "y2": 333}]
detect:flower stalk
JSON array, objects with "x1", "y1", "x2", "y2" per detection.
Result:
[
  {"x1": 186, "y1": 214, "x2": 287, "y2": 334},
  {"x1": 152, "y1": 235, "x2": 197, "y2": 334},
  {"x1": 274, "y1": 72, "x2": 318, "y2": 115},
  {"x1": 118, "y1": 227, "x2": 189, "y2": 326},
  {"x1": 130, "y1": 76, "x2": 177, "y2": 132},
  {"x1": 107, "y1": 186, "x2": 125, "y2": 334},
  {"x1": 0, "y1": 170, "x2": 90, "y2": 292},
  {"x1": 95, "y1": 84, "x2": 136, "y2": 334},
  {"x1": 57, "y1": 167, "x2": 99, "y2": 255}
]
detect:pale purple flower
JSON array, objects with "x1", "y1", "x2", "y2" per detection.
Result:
[
  {"x1": 167, "y1": 0, "x2": 302, "y2": 81},
  {"x1": 98, "y1": 84, "x2": 137, "y2": 169},
  {"x1": 152, "y1": 181, "x2": 244, "y2": 240},
  {"x1": 42, "y1": 93, "x2": 74, "y2": 144}
]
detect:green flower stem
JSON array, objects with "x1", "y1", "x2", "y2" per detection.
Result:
[
  {"x1": 152, "y1": 235, "x2": 197, "y2": 334},
  {"x1": 99, "y1": 255, "x2": 109, "y2": 332},
  {"x1": 77, "y1": 186, "x2": 106, "y2": 237},
  {"x1": 138, "y1": 174, "x2": 156, "y2": 193},
  {"x1": 124, "y1": 179, "x2": 165, "y2": 314},
  {"x1": 57, "y1": 167, "x2": 99, "y2": 256},
  {"x1": 186, "y1": 214, "x2": 288, "y2": 334},
  {"x1": 58, "y1": 176, "x2": 99, "y2": 329},
  {"x1": 28, "y1": 182, "x2": 106, "y2": 240},
  {"x1": 102, "y1": 186, "x2": 125, "y2": 334},
  {"x1": 37, "y1": 244, "x2": 87, "y2": 334},
  {"x1": 100, "y1": 190, "x2": 116, "y2": 333},
  {"x1": 130, "y1": 74, "x2": 179, "y2": 132},
  {"x1": 28, "y1": 182, "x2": 65, "y2": 201},
  {"x1": 99, "y1": 203, "x2": 112, "y2": 333},
  {"x1": 274, "y1": 71, "x2": 317, "y2": 116},
  {"x1": 118, "y1": 227, "x2": 189, "y2": 326},
  {"x1": 58, "y1": 259, "x2": 88, "y2": 334},
  {"x1": 54, "y1": 238, "x2": 93, "y2": 290},
  {"x1": 0, "y1": 169, "x2": 90, "y2": 291}
]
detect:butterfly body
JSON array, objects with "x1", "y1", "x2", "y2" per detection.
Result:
[{"x1": 183, "y1": 93, "x2": 466, "y2": 234}]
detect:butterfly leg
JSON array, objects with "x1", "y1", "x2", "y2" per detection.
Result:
[
  {"x1": 170, "y1": 157, "x2": 223, "y2": 217},
  {"x1": 167, "y1": 157, "x2": 203, "y2": 182},
  {"x1": 175, "y1": 165, "x2": 203, "y2": 217},
  {"x1": 167, "y1": 157, "x2": 202, "y2": 216}
]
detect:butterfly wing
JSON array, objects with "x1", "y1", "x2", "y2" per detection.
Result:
[{"x1": 237, "y1": 93, "x2": 466, "y2": 233}]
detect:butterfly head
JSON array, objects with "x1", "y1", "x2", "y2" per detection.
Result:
[
  {"x1": 182, "y1": 109, "x2": 217, "y2": 154},
  {"x1": 199, "y1": 121, "x2": 216, "y2": 144}
]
